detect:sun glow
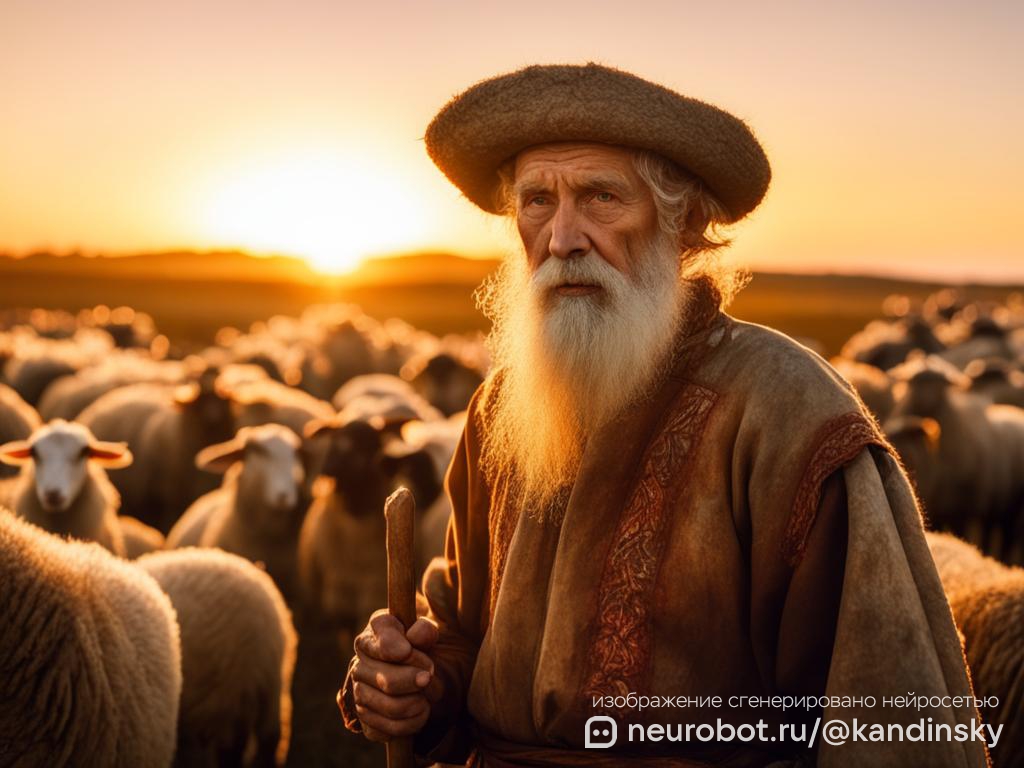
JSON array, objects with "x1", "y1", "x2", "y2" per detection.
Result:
[{"x1": 195, "y1": 148, "x2": 431, "y2": 274}]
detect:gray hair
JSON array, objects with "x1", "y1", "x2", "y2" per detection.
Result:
[{"x1": 630, "y1": 149, "x2": 730, "y2": 255}]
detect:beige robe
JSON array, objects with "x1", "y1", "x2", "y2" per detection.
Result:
[{"x1": 343, "y1": 280, "x2": 989, "y2": 767}]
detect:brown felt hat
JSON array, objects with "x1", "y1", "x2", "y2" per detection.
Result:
[{"x1": 425, "y1": 63, "x2": 771, "y2": 223}]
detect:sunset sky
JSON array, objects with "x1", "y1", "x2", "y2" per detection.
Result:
[{"x1": 2, "y1": 0, "x2": 1021, "y2": 281}]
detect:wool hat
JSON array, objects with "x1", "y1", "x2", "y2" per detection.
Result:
[{"x1": 425, "y1": 63, "x2": 771, "y2": 223}]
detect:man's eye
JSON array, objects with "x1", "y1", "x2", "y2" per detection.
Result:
[
  {"x1": 527, "y1": 195, "x2": 549, "y2": 206},
  {"x1": 594, "y1": 191, "x2": 615, "y2": 203}
]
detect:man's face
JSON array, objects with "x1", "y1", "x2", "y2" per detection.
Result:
[
  {"x1": 481, "y1": 143, "x2": 690, "y2": 514},
  {"x1": 513, "y1": 142, "x2": 661, "y2": 286}
]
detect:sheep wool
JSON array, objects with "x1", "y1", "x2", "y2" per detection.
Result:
[
  {"x1": 10, "y1": 461, "x2": 127, "y2": 557},
  {"x1": 927, "y1": 531, "x2": 1024, "y2": 767},
  {"x1": 137, "y1": 548, "x2": 296, "y2": 767},
  {"x1": 0, "y1": 508, "x2": 182, "y2": 767}
]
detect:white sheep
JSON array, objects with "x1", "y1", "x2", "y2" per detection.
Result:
[
  {"x1": 167, "y1": 424, "x2": 307, "y2": 605},
  {"x1": 926, "y1": 532, "x2": 1024, "y2": 766},
  {"x1": 0, "y1": 419, "x2": 133, "y2": 557},
  {"x1": 137, "y1": 547, "x2": 296, "y2": 768},
  {"x1": 0, "y1": 509, "x2": 181, "y2": 767}
]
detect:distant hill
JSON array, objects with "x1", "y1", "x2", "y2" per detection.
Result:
[
  {"x1": 0, "y1": 250, "x2": 320, "y2": 284},
  {"x1": 352, "y1": 252, "x2": 500, "y2": 285},
  {"x1": 0, "y1": 249, "x2": 502, "y2": 286}
]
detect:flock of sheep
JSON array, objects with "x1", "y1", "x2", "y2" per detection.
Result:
[
  {"x1": 1, "y1": 287, "x2": 1022, "y2": 767},
  {"x1": 0, "y1": 303, "x2": 482, "y2": 767}
]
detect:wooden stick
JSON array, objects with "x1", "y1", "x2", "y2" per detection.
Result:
[{"x1": 385, "y1": 486, "x2": 417, "y2": 768}]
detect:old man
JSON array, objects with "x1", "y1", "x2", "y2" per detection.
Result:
[{"x1": 340, "y1": 64, "x2": 989, "y2": 766}]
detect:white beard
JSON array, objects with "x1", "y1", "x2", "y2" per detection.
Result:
[{"x1": 477, "y1": 233, "x2": 693, "y2": 519}]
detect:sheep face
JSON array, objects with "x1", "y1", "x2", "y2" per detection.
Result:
[
  {"x1": 307, "y1": 417, "x2": 439, "y2": 515},
  {"x1": 196, "y1": 425, "x2": 305, "y2": 526},
  {"x1": 238, "y1": 435, "x2": 305, "y2": 515},
  {"x1": 0, "y1": 420, "x2": 131, "y2": 512}
]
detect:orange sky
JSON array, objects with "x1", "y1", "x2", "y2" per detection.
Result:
[{"x1": 2, "y1": 0, "x2": 1022, "y2": 281}]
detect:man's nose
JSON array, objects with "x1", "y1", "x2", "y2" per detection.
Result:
[{"x1": 548, "y1": 202, "x2": 589, "y2": 260}]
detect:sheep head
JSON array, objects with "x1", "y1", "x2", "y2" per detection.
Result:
[
  {"x1": 196, "y1": 424, "x2": 306, "y2": 522},
  {"x1": 0, "y1": 419, "x2": 131, "y2": 512}
]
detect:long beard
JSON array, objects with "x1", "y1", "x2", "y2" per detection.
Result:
[{"x1": 477, "y1": 234, "x2": 692, "y2": 519}]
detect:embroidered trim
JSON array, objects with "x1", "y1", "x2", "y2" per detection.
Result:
[
  {"x1": 783, "y1": 411, "x2": 888, "y2": 567},
  {"x1": 579, "y1": 383, "x2": 717, "y2": 713}
]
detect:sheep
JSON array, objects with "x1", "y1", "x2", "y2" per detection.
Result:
[
  {"x1": 79, "y1": 368, "x2": 237, "y2": 532},
  {"x1": 966, "y1": 357, "x2": 1024, "y2": 408},
  {"x1": 290, "y1": 417, "x2": 439, "y2": 768},
  {"x1": 298, "y1": 417, "x2": 444, "y2": 628},
  {"x1": 885, "y1": 358, "x2": 1024, "y2": 560},
  {"x1": 926, "y1": 532, "x2": 1023, "y2": 766},
  {"x1": 400, "y1": 350, "x2": 484, "y2": 417},
  {"x1": 938, "y1": 313, "x2": 1018, "y2": 370},
  {"x1": 79, "y1": 382, "x2": 176, "y2": 520},
  {"x1": 332, "y1": 372, "x2": 420, "y2": 410},
  {"x1": 0, "y1": 381, "x2": 41, "y2": 478},
  {"x1": 840, "y1": 313, "x2": 946, "y2": 371},
  {"x1": 3, "y1": 327, "x2": 113, "y2": 406},
  {"x1": 311, "y1": 318, "x2": 378, "y2": 397},
  {"x1": 137, "y1": 548, "x2": 296, "y2": 768},
  {"x1": 0, "y1": 509, "x2": 182, "y2": 767},
  {"x1": 0, "y1": 419, "x2": 133, "y2": 557},
  {"x1": 37, "y1": 353, "x2": 185, "y2": 421},
  {"x1": 167, "y1": 424, "x2": 307, "y2": 605}
]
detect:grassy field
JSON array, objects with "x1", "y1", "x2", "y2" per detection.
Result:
[{"x1": 1, "y1": 252, "x2": 1020, "y2": 357}]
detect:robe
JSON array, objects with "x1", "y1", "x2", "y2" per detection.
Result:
[{"x1": 342, "y1": 279, "x2": 989, "y2": 767}]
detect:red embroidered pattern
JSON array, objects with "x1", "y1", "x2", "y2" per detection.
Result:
[
  {"x1": 579, "y1": 383, "x2": 717, "y2": 711},
  {"x1": 783, "y1": 411, "x2": 888, "y2": 566}
]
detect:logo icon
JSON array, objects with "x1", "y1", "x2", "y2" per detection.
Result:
[{"x1": 584, "y1": 715, "x2": 618, "y2": 748}]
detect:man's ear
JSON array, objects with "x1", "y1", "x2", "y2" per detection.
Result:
[
  {"x1": 679, "y1": 202, "x2": 712, "y2": 250},
  {"x1": 0, "y1": 440, "x2": 32, "y2": 466}
]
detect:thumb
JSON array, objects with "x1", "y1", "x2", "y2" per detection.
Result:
[{"x1": 406, "y1": 616, "x2": 439, "y2": 652}]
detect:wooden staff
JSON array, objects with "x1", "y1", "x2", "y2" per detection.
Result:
[{"x1": 385, "y1": 486, "x2": 417, "y2": 768}]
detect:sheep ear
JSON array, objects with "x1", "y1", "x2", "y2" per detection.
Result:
[
  {"x1": 303, "y1": 417, "x2": 338, "y2": 439},
  {"x1": 88, "y1": 441, "x2": 133, "y2": 468},
  {"x1": 0, "y1": 440, "x2": 32, "y2": 466},
  {"x1": 195, "y1": 439, "x2": 245, "y2": 473},
  {"x1": 174, "y1": 383, "x2": 200, "y2": 405}
]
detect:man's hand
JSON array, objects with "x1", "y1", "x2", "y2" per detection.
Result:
[{"x1": 346, "y1": 609, "x2": 441, "y2": 742}]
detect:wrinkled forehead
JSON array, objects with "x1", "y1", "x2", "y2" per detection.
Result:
[{"x1": 512, "y1": 141, "x2": 641, "y2": 187}]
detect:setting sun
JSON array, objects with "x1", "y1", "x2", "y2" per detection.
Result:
[{"x1": 194, "y1": 147, "x2": 431, "y2": 274}]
